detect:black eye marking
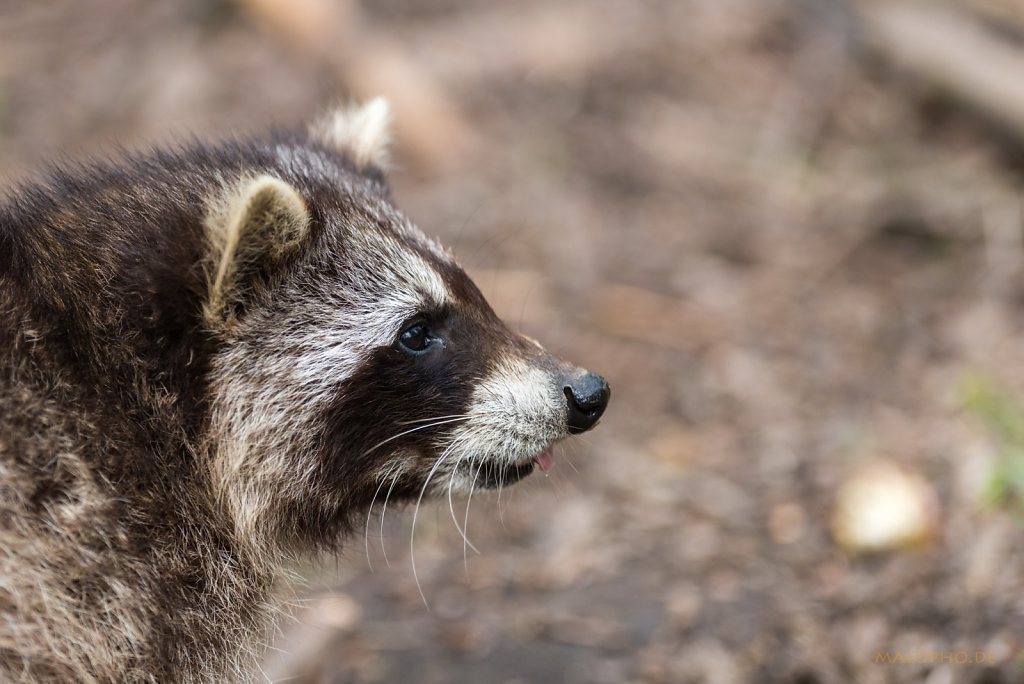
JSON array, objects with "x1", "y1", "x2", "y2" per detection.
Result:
[{"x1": 398, "y1": 320, "x2": 431, "y2": 353}]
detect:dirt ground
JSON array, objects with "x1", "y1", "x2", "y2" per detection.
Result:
[{"x1": 3, "y1": 1, "x2": 1024, "y2": 682}]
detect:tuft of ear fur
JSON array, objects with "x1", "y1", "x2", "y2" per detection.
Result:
[
  {"x1": 308, "y1": 98, "x2": 391, "y2": 169},
  {"x1": 204, "y1": 175, "x2": 310, "y2": 326}
]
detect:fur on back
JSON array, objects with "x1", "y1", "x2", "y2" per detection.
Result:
[{"x1": 0, "y1": 135, "x2": 329, "y2": 682}]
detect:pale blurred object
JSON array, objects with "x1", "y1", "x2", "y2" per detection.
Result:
[{"x1": 832, "y1": 462, "x2": 940, "y2": 554}]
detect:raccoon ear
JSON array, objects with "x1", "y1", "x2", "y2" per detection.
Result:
[
  {"x1": 204, "y1": 175, "x2": 310, "y2": 326},
  {"x1": 308, "y1": 97, "x2": 391, "y2": 169}
]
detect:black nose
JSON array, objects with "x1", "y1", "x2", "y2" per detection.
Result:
[{"x1": 563, "y1": 372, "x2": 610, "y2": 434}]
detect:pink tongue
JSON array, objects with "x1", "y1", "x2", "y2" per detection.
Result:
[{"x1": 534, "y1": 449, "x2": 555, "y2": 473}]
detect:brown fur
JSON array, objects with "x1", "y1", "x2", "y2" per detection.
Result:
[{"x1": 0, "y1": 104, "x2": 608, "y2": 682}]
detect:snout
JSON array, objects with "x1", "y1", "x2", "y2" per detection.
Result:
[
  {"x1": 444, "y1": 357, "x2": 609, "y2": 492},
  {"x1": 560, "y1": 371, "x2": 610, "y2": 434}
]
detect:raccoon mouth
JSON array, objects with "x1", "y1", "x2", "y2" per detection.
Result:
[{"x1": 461, "y1": 448, "x2": 555, "y2": 489}]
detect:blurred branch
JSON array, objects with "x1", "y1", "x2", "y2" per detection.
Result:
[
  {"x1": 958, "y1": 0, "x2": 1024, "y2": 32},
  {"x1": 797, "y1": 0, "x2": 1024, "y2": 150},
  {"x1": 861, "y1": 2, "x2": 1024, "y2": 135},
  {"x1": 235, "y1": 0, "x2": 477, "y2": 171}
]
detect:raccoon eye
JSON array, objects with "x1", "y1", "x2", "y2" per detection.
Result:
[{"x1": 398, "y1": 321, "x2": 431, "y2": 353}]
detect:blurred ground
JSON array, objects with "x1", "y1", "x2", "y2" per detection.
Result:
[{"x1": 3, "y1": 1, "x2": 1024, "y2": 682}]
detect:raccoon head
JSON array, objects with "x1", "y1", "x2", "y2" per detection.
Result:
[{"x1": 203, "y1": 100, "x2": 609, "y2": 550}]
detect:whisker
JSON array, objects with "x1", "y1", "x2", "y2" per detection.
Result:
[
  {"x1": 572, "y1": 434, "x2": 595, "y2": 451},
  {"x1": 496, "y1": 452, "x2": 508, "y2": 528},
  {"x1": 463, "y1": 461, "x2": 482, "y2": 580},
  {"x1": 544, "y1": 463, "x2": 568, "y2": 502},
  {"x1": 446, "y1": 457, "x2": 480, "y2": 558},
  {"x1": 563, "y1": 450, "x2": 581, "y2": 475},
  {"x1": 394, "y1": 413, "x2": 485, "y2": 426},
  {"x1": 410, "y1": 433, "x2": 472, "y2": 608},
  {"x1": 496, "y1": 497, "x2": 506, "y2": 528},
  {"x1": 379, "y1": 467, "x2": 402, "y2": 568},
  {"x1": 361, "y1": 416, "x2": 474, "y2": 458},
  {"x1": 365, "y1": 463, "x2": 399, "y2": 572}
]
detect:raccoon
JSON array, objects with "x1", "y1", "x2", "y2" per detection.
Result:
[{"x1": 0, "y1": 99, "x2": 609, "y2": 683}]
